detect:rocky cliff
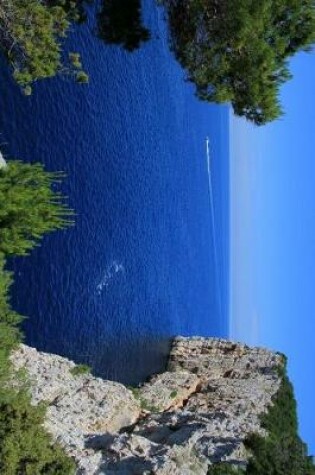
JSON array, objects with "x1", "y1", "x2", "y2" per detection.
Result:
[
  {"x1": 11, "y1": 337, "x2": 283, "y2": 474},
  {"x1": 0, "y1": 151, "x2": 7, "y2": 168}
]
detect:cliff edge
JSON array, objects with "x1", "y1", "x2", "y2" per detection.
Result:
[
  {"x1": 0, "y1": 151, "x2": 7, "y2": 168},
  {"x1": 11, "y1": 337, "x2": 283, "y2": 474}
]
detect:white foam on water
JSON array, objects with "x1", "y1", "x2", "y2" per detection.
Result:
[{"x1": 96, "y1": 261, "x2": 125, "y2": 294}]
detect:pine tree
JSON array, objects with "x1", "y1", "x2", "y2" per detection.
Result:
[
  {"x1": 0, "y1": 0, "x2": 88, "y2": 93},
  {"x1": 0, "y1": 160, "x2": 73, "y2": 256},
  {"x1": 162, "y1": 0, "x2": 315, "y2": 124}
]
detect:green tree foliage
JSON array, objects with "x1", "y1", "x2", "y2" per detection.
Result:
[
  {"x1": 0, "y1": 0, "x2": 151, "y2": 92},
  {"x1": 0, "y1": 255, "x2": 22, "y2": 383},
  {"x1": 0, "y1": 388, "x2": 75, "y2": 475},
  {"x1": 0, "y1": 160, "x2": 73, "y2": 256},
  {"x1": 244, "y1": 372, "x2": 315, "y2": 475},
  {"x1": 0, "y1": 158, "x2": 75, "y2": 473},
  {"x1": 162, "y1": 0, "x2": 315, "y2": 124},
  {"x1": 47, "y1": 0, "x2": 90, "y2": 23},
  {"x1": 98, "y1": 0, "x2": 150, "y2": 51},
  {"x1": 207, "y1": 463, "x2": 243, "y2": 474},
  {"x1": 0, "y1": 0, "x2": 88, "y2": 93},
  {"x1": 245, "y1": 432, "x2": 315, "y2": 475},
  {"x1": 207, "y1": 366, "x2": 315, "y2": 475},
  {"x1": 0, "y1": 259, "x2": 75, "y2": 474},
  {"x1": 0, "y1": 388, "x2": 75, "y2": 474}
]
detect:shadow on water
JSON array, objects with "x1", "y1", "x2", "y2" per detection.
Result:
[
  {"x1": 97, "y1": 0, "x2": 151, "y2": 51},
  {"x1": 47, "y1": 0, "x2": 151, "y2": 51},
  {"x1": 74, "y1": 335, "x2": 173, "y2": 385}
]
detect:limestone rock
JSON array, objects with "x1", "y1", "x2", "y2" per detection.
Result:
[
  {"x1": 96, "y1": 433, "x2": 208, "y2": 475},
  {"x1": 10, "y1": 338, "x2": 283, "y2": 474},
  {"x1": 138, "y1": 370, "x2": 200, "y2": 411},
  {"x1": 11, "y1": 344, "x2": 141, "y2": 470},
  {"x1": 0, "y1": 151, "x2": 7, "y2": 168}
]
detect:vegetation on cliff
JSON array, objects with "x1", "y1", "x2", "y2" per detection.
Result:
[
  {"x1": 245, "y1": 369, "x2": 315, "y2": 474},
  {"x1": 0, "y1": 386, "x2": 75, "y2": 474},
  {"x1": 0, "y1": 255, "x2": 21, "y2": 384},
  {"x1": 0, "y1": 159, "x2": 75, "y2": 474},
  {"x1": 207, "y1": 364, "x2": 315, "y2": 475}
]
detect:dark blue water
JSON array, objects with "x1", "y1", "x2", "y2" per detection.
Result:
[{"x1": 0, "y1": 1, "x2": 229, "y2": 384}]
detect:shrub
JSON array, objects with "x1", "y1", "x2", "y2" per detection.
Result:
[
  {"x1": 0, "y1": 254, "x2": 22, "y2": 383},
  {"x1": 70, "y1": 363, "x2": 91, "y2": 376},
  {"x1": 0, "y1": 388, "x2": 75, "y2": 474},
  {"x1": 208, "y1": 464, "x2": 243, "y2": 474},
  {"x1": 244, "y1": 367, "x2": 315, "y2": 475}
]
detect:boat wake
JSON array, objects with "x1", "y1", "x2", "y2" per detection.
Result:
[{"x1": 206, "y1": 138, "x2": 222, "y2": 318}]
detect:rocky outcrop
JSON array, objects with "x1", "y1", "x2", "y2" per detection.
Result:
[
  {"x1": 0, "y1": 150, "x2": 7, "y2": 168},
  {"x1": 137, "y1": 370, "x2": 200, "y2": 411},
  {"x1": 10, "y1": 337, "x2": 283, "y2": 474},
  {"x1": 11, "y1": 344, "x2": 141, "y2": 474}
]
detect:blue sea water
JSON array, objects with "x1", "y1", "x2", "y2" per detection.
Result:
[{"x1": 0, "y1": 1, "x2": 229, "y2": 384}]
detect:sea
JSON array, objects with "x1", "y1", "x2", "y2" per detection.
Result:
[{"x1": 0, "y1": 1, "x2": 230, "y2": 384}]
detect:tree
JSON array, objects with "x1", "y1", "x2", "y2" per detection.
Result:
[
  {"x1": 0, "y1": 158, "x2": 75, "y2": 473},
  {"x1": 0, "y1": 0, "x2": 153, "y2": 92},
  {"x1": 162, "y1": 0, "x2": 315, "y2": 124},
  {"x1": 208, "y1": 367, "x2": 315, "y2": 475},
  {"x1": 0, "y1": 254, "x2": 22, "y2": 383},
  {"x1": 244, "y1": 370, "x2": 315, "y2": 475},
  {"x1": 0, "y1": 388, "x2": 75, "y2": 475},
  {"x1": 0, "y1": 160, "x2": 72, "y2": 256},
  {"x1": 0, "y1": 0, "x2": 88, "y2": 93}
]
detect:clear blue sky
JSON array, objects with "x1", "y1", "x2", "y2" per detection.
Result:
[{"x1": 229, "y1": 50, "x2": 315, "y2": 454}]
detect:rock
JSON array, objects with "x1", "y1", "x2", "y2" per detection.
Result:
[
  {"x1": 0, "y1": 151, "x2": 7, "y2": 168},
  {"x1": 12, "y1": 345, "x2": 141, "y2": 434},
  {"x1": 10, "y1": 338, "x2": 283, "y2": 474},
  {"x1": 11, "y1": 344, "x2": 141, "y2": 470},
  {"x1": 138, "y1": 371, "x2": 200, "y2": 411},
  {"x1": 97, "y1": 433, "x2": 208, "y2": 475}
]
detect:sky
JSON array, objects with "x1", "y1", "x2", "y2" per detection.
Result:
[{"x1": 229, "y1": 50, "x2": 315, "y2": 453}]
